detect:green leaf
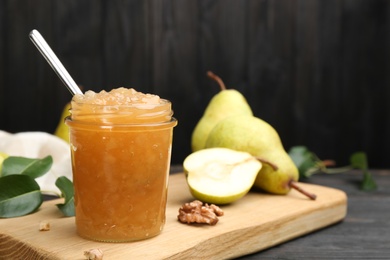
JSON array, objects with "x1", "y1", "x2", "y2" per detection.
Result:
[
  {"x1": 361, "y1": 171, "x2": 377, "y2": 191},
  {"x1": 55, "y1": 176, "x2": 75, "y2": 216},
  {"x1": 350, "y1": 152, "x2": 377, "y2": 191},
  {"x1": 0, "y1": 175, "x2": 43, "y2": 218},
  {"x1": 1, "y1": 156, "x2": 53, "y2": 179},
  {"x1": 57, "y1": 197, "x2": 75, "y2": 217},
  {"x1": 288, "y1": 146, "x2": 321, "y2": 178},
  {"x1": 350, "y1": 152, "x2": 368, "y2": 170}
]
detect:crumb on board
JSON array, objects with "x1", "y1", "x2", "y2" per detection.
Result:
[
  {"x1": 84, "y1": 248, "x2": 104, "y2": 260},
  {"x1": 39, "y1": 220, "x2": 50, "y2": 231}
]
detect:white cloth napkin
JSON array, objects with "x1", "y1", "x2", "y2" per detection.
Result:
[{"x1": 0, "y1": 130, "x2": 72, "y2": 195}]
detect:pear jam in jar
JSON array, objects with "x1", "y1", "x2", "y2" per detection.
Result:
[{"x1": 65, "y1": 88, "x2": 177, "y2": 242}]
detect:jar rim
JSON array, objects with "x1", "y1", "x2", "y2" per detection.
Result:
[
  {"x1": 65, "y1": 116, "x2": 177, "y2": 130},
  {"x1": 71, "y1": 98, "x2": 171, "y2": 109}
]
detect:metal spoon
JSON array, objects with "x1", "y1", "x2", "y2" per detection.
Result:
[{"x1": 29, "y1": 29, "x2": 83, "y2": 96}]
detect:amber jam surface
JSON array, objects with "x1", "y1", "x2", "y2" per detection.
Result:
[{"x1": 66, "y1": 88, "x2": 177, "y2": 242}]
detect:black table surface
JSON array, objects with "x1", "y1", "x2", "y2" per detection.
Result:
[{"x1": 171, "y1": 166, "x2": 390, "y2": 259}]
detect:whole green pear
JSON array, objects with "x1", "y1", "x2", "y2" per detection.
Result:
[
  {"x1": 191, "y1": 72, "x2": 253, "y2": 152},
  {"x1": 205, "y1": 114, "x2": 302, "y2": 196}
]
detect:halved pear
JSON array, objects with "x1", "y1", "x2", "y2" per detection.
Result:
[
  {"x1": 183, "y1": 148, "x2": 262, "y2": 205},
  {"x1": 54, "y1": 102, "x2": 71, "y2": 143},
  {"x1": 0, "y1": 152, "x2": 8, "y2": 173}
]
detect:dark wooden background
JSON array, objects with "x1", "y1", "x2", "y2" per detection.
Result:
[{"x1": 1, "y1": 0, "x2": 389, "y2": 168}]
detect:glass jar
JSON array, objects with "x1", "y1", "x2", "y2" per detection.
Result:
[{"x1": 65, "y1": 88, "x2": 177, "y2": 242}]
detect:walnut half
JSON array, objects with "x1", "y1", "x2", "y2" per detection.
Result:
[{"x1": 178, "y1": 200, "x2": 224, "y2": 225}]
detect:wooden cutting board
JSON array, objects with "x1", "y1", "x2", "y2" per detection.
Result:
[{"x1": 0, "y1": 173, "x2": 347, "y2": 259}]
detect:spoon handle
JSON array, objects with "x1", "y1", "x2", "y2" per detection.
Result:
[{"x1": 29, "y1": 29, "x2": 83, "y2": 96}]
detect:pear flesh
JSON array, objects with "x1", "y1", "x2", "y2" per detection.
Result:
[
  {"x1": 0, "y1": 152, "x2": 8, "y2": 173},
  {"x1": 205, "y1": 115, "x2": 299, "y2": 195},
  {"x1": 54, "y1": 102, "x2": 71, "y2": 143},
  {"x1": 191, "y1": 72, "x2": 253, "y2": 152},
  {"x1": 183, "y1": 147, "x2": 262, "y2": 205}
]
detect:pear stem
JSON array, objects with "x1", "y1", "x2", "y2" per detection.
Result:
[
  {"x1": 207, "y1": 71, "x2": 227, "y2": 91},
  {"x1": 253, "y1": 156, "x2": 316, "y2": 200},
  {"x1": 289, "y1": 181, "x2": 317, "y2": 200},
  {"x1": 321, "y1": 159, "x2": 336, "y2": 167}
]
